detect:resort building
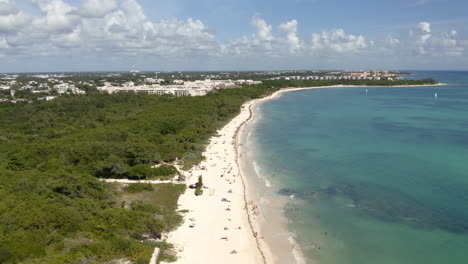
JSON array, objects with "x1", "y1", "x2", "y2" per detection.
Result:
[
  {"x1": 98, "y1": 79, "x2": 260, "y2": 97},
  {"x1": 53, "y1": 83, "x2": 85, "y2": 95}
]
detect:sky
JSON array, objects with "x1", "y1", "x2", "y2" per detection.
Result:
[{"x1": 0, "y1": 0, "x2": 467, "y2": 72}]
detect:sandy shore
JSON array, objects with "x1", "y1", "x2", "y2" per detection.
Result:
[
  {"x1": 163, "y1": 97, "x2": 271, "y2": 264},
  {"x1": 163, "y1": 83, "x2": 443, "y2": 264},
  {"x1": 163, "y1": 86, "x2": 329, "y2": 264}
]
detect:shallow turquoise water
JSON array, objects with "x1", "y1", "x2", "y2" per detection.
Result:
[{"x1": 250, "y1": 72, "x2": 468, "y2": 264}]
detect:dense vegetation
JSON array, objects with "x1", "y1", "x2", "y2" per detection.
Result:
[
  {"x1": 0, "y1": 85, "x2": 277, "y2": 263},
  {"x1": 0, "y1": 79, "x2": 436, "y2": 263}
]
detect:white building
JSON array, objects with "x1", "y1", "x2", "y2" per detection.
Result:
[
  {"x1": 124, "y1": 81, "x2": 135, "y2": 87},
  {"x1": 97, "y1": 79, "x2": 243, "y2": 97},
  {"x1": 53, "y1": 83, "x2": 72, "y2": 94},
  {"x1": 145, "y1": 78, "x2": 157, "y2": 84},
  {"x1": 53, "y1": 83, "x2": 85, "y2": 95},
  {"x1": 32, "y1": 90, "x2": 49, "y2": 94}
]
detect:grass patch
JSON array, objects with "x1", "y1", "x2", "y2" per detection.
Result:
[
  {"x1": 124, "y1": 183, "x2": 155, "y2": 193},
  {"x1": 113, "y1": 183, "x2": 186, "y2": 231}
]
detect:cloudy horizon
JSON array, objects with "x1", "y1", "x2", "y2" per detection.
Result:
[{"x1": 0, "y1": 0, "x2": 467, "y2": 72}]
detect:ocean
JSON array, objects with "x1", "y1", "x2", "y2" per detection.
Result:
[{"x1": 244, "y1": 71, "x2": 468, "y2": 264}]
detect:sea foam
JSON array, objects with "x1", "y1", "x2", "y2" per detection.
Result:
[{"x1": 253, "y1": 161, "x2": 272, "y2": 188}]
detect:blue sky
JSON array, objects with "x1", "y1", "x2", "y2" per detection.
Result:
[
  {"x1": 0, "y1": 0, "x2": 467, "y2": 72},
  {"x1": 141, "y1": 0, "x2": 468, "y2": 36}
]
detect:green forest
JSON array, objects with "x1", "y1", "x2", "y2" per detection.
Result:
[
  {"x1": 0, "y1": 79, "x2": 436, "y2": 263},
  {"x1": 0, "y1": 85, "x2": 277, "y2": 263}
]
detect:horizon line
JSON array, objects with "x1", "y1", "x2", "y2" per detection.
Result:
[{"x1": 1, "y1": 69, "x2": 467, "y2": 75}]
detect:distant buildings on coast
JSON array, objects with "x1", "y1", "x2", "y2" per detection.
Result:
[
  {"x1": 269, "y1": 70, "x2": 399, "y2": 81},
  {"x1": 0, "y1": 73, "x2": 262, "y2": 103},
  {"x1": 97, "y1": 79, "x2": 262, "y2": 96},
  {"x1": 0, "y1": 70, "x2": 401, "y2": 103}
]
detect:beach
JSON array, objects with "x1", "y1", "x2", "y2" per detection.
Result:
[
  {"x1": 163, "y1": 84, "x2": 445, "y2": 264},
  {"x1": 162, "y1": 86, "x2": 315, "y2": 264},
  {"x1": 163, "y1": 97, "x2": 271, "y2": 264}
]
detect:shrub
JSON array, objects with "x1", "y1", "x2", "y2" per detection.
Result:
[
  {"x1": 124, "y1": 183, "x2": 155, "y2": 193},
  {"x1": 152, "y1": 165, "x2": 178, "y2": 178},
  {"x1": 195, "y1": 187, "x2": 203, "y2": 196}
]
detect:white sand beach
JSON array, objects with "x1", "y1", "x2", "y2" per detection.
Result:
[
  {"x1": 163, "y1": 86, "x2": 323, "y2": 264},
  {"x1": 163, "y1": 97, "x2": 271, "y2": 264},
  {"x1": 163, "y1": 84, "x2": 444, "y2": 264}
]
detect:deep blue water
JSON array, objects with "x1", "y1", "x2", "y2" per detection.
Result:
[{"x1": 250, "y1": 71, "x2": 468, "y2": 264}]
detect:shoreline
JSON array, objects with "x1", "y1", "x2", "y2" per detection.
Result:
[
  {"x1": 163, "y1": 97, "x2": 268, "y2": 264},
  {"x1": 163, "y1": 83, "x2": 444, "y2": 264}
]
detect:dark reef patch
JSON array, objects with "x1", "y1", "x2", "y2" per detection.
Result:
[{"x1": 279, "y1": 181, "x2": 468, "y2": 234}]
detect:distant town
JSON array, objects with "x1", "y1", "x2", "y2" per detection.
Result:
[{"x1": 0, "y1": 70, "x2": 406, "y2": 103}]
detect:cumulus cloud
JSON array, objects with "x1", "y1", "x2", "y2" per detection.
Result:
[
  {"x1": 384, "y1": 35, "x2": 400, "y2": 49},
  {"x1": 80, "y1": 0, "x2": 119, "y2": 18},
  {"x1": 413, "y1": 21, "x2": 432, "y2": 45},
  {"x1": 91, "y1": 0, "x2": 217, "y2": 56},
  {"x1": 0, "y1": 1, "x2": 467, "y2": 70},
  {"x1": 410, "y1": 22, "x2": 465, "y2": 56},
  {"x1": 32, "y1": 0, "x2": 80, "y2": 33},
  {"x1": 416, "y1": 21, "x2": 431, "y2": 34},
  {"x1": 431, "y1": 29, "x2": 464, "y2": 56},
  {"x1": 50, "y1": 27, "x2": 82, "y2": 48},
  {"x1": 222, "y1": 17, "x2": 370, "y2": 60},
  {"x1": 251, "y1": 16, "x2": 273, "y2": 42},
  {"x1": 0, "y1": 0, "x2": 29, "y2": 33},
  {"x1": 0, "y1": 0, "x2": 18, "y2": 15},
  {"x1": 222, "y1": 17, "x2": 305, "y2": 56},
  {"x1": 310, "y1": 29, "x2": 367, "y2": 53},
  {"x1": 0, "y1": 0, "x2": 218, "y2": 58},
  {"x1": 279, "y1": 20, "x2": 301, "y2": 53},
  {"x1": 221, "y1": 16, "x2": 275, "y2": 56}
]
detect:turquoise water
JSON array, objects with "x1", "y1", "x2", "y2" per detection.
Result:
[{"x1": 250, "y1": 72, "x2": 468, "y2": 264}]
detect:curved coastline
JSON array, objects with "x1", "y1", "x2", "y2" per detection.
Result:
[
  {"x1": 234, "y1": 83, "x2": 446, "y2": 264},
  {"x1": 164, "y1": 83, "x2": 443, "y2": 264}
]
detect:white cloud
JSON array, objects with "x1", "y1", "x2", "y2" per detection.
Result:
[
  {"x1": 411, "y1": 21, "x2": 432, "y2": 54},
  {"x1": 384, "y1": 35, "x2": 400, "y2": 48},
  {"x1": 0, "y1": 2, "x2": 467, "y2": 70},
  {"x1": 223, "y1": 17, "x2": 303, "y2": 56},
  {"x1": 221, "y1": 16, "x2": 275, "y2": 56},
  {"x1": 223, "y1": 18, "x2": 369, "y2": 60},
  {"x1": 251, "y1": 16, "x2": 273, "y2": 42},
  {"x1": 0, "y1": 0, "x2": 29, "y2": 33},
  {"x1": 310, "y1": 29, "x2": 367, "y2": 53},
  {"x1": 414, "y1": 22, "x2": 431, "y2": 42},
  {"x1": 416, "y1": 22, "x2": 431, "y2": 34},
  {"x1": 0, "y1": 0, "x2": 18, "y2": 16},
  {"x1": 410, "y1": 22, "x2": 466, "y2": 56},
  {"x1": 80, "y1": 0, "x2": 119, "y2": 18},
  {"x1": 0, "y1": 0, "x2": 218, "y2": 59},
  {"x1": 32, "y1": 0, "x2": 80, "y2": 33},
  {"x1": 433, "y1": 29, "x2": 464, "y2": 56},
  {"x1": 50, "y1": 27, "x2": 82, "y2": 48},
  {"x1": 279, "y1": 20, "x2": 301, "y2": 53},
  {"x1": 0, "y1": 36, "x2": 10, "y2": 49}
]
